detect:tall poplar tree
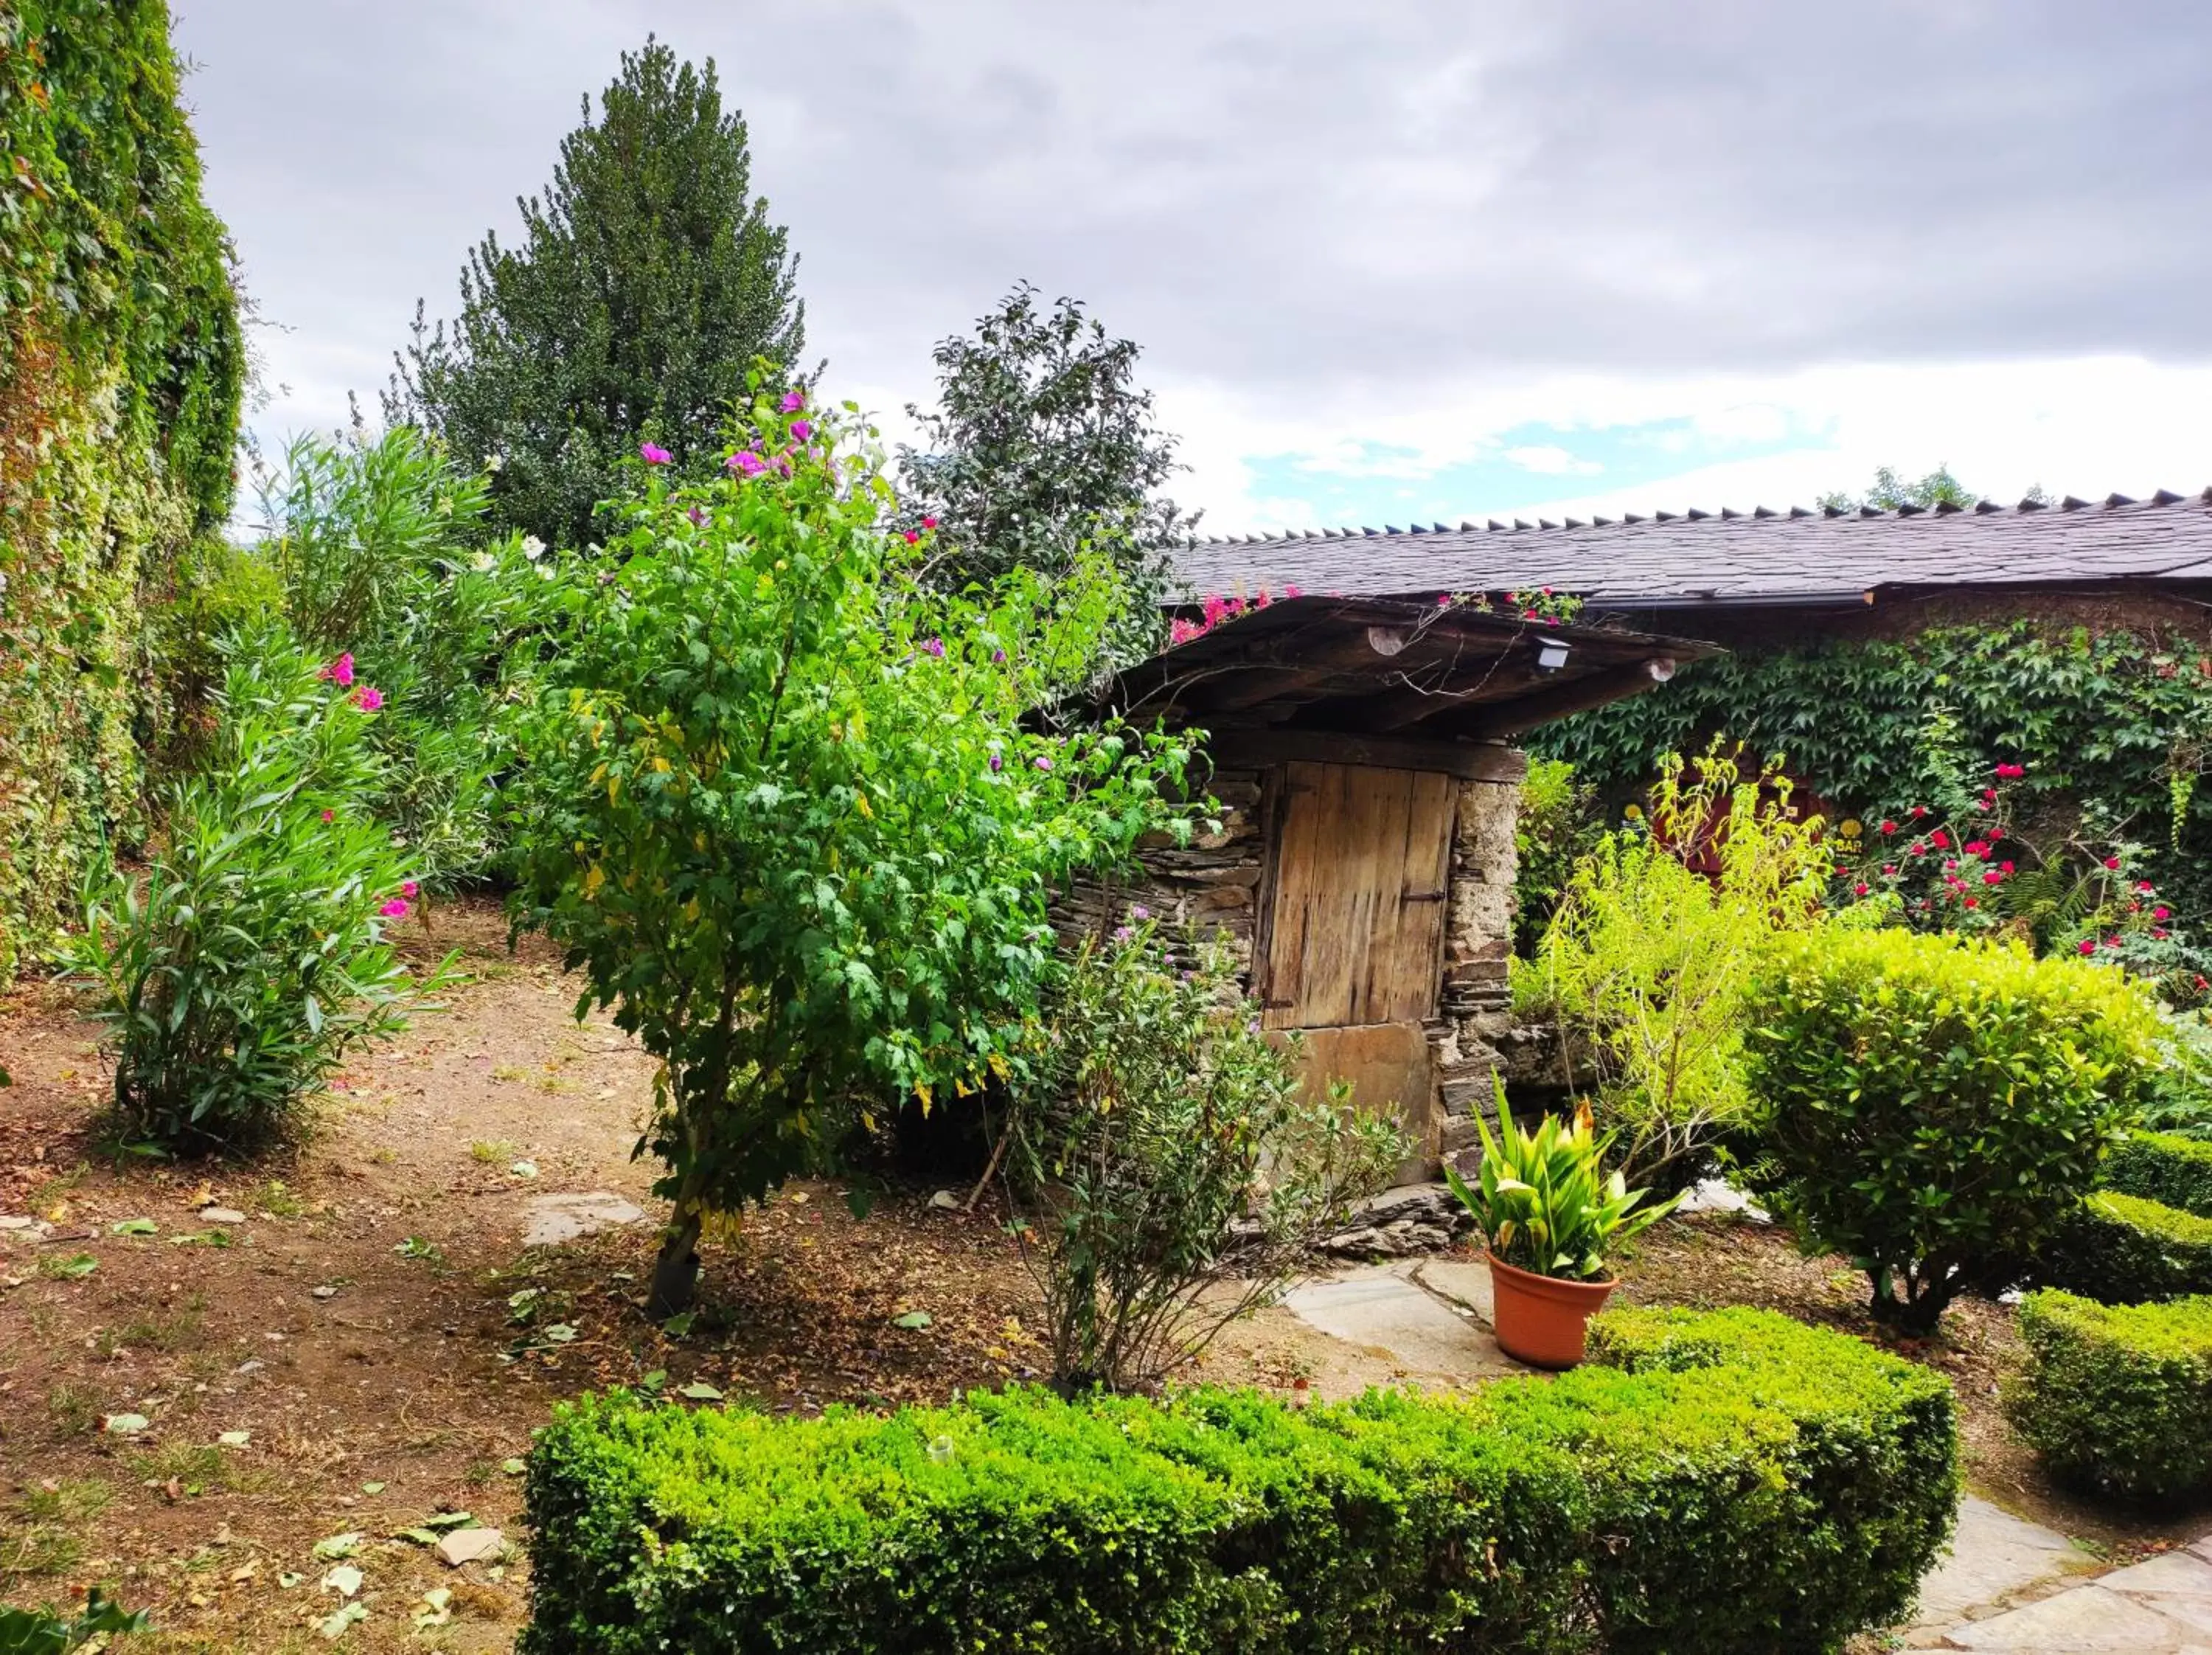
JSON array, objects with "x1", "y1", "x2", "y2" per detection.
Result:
[{"x1": 389, "y1": 38, "x2": 804, "y2": 549}]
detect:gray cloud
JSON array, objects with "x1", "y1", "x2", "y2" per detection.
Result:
[{"x1": 172, "y1": 0, "x2": 2212, "y2": 437}]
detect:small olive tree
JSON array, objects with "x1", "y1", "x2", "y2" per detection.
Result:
[{"x1": 510, "y1": 386, "x2": 1192, "y2": 1315}]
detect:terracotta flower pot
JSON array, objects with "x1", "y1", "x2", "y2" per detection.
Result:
[{"x1": 1486, "y1": 1249, "x2": 1616, "y2": 1370}]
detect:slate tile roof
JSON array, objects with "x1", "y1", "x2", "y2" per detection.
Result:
[{"x1": 1169, "y1": 488, "x2": 2212, "y2": 609}]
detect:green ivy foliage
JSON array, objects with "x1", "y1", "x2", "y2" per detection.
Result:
[
  {"x1": 1534, "y1": 620, "x2": 2212, "y2": 915},
  {"x1": 0, "y1": 0, "x2": 245, "y2": 982}
]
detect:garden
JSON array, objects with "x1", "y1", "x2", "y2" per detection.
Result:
[{"x1": 9, "y1": 10, "x2": 2212, "y2": 1654}]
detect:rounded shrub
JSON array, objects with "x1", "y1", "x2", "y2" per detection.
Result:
[
  {"x1": 1744, "y1": 929, "x2": 2160, "y2": 1331},
  {"x1": 2006, "y1": 1289, "x2": 2212, "y2": 1502}
]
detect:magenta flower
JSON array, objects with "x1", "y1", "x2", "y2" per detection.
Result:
[
  {"x1": 991, "y1": 648, "x2": 1006, "y2": 665},
  {"x1": 353, "y1": 686, "x2": 384, "y2": 712},
  {"x1": 688, "y1": 506, "x2": 706, "y2": 525},
  {"x1": 380, "y1": 898, "x2": 409, "y2": 919},
  {"x1": 639, "y1": 442, "x2": 672, "y2": 465},
  {"x1": 321, "y1": 652, "x2": 355, "y2": 688},
  {"x1": 921, "y1": 516, "x2": 939, "y2": 530},
  {"x1": 988, "y1": 752, "x2": 1003, "y2": 773},
  {"x1": 922, "y1": 638, "x2": 945, "y2": 658},
  {"x1": 780, "y1": 389, "x2": 805, "y2": 414},
  {"x1": 1130, "y1": 904, "x2": 1150, "y2": 920},
  {"x1": 401, "y1": 880, "x2": 420, "y2": 898},
  {"x1": 321, "y1": 809, "x2": 335, "y2": 823},
  {"x1": 1112, "y1": 926, "x2": 1133, "y2": 943},
  {"x1": 728, "y1": 451, "x2": 766, "y2": 476},
  {"x1": 903, "y1": 530, "x2": 919, "y2": 545},
  {"x1": 2078, "y1": 939, "x2": 2097, "y2": 955},
  {"x1": 790, "y1": 419, "x2": 813, "y2": 442},
  {"x1": 1034, "y1": 756, "x2": 1053, "y2": 772}
]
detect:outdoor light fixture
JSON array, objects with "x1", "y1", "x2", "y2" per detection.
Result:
[{"x1": 1534, "y1": 636, "x2": 1572, "y2": 673}]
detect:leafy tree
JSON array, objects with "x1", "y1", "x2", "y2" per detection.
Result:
[
  {"x1": 388, "y1": 38, "x2": 804, "y2": 552},
  {"x1": 1815, "y1": 463, "x2": 1979, "y2": 514},
  {"x1": 510, "y1": 388, "x2": 1195, "y2": 1315},
  {"x1": 897, "y1": 283, "x2": 1192, "y2": 634}
]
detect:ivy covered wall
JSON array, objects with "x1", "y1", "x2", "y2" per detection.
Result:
[
  {"x1": 1534, "y1": 611, "x2": 2212, "y2": 917},
  {"x1": 0, "y1": 0, "x2": 243, "y2": 980}
]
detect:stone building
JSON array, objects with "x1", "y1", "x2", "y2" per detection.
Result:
[{"x1": 1063, "y1": 595, "x2": 1711, "y2": 1179}]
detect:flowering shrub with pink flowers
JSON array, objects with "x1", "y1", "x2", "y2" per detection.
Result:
[
  {"x1": 63, "y1": 627, "x2": 454, "y2": 1151},
  {"x1": 508, "y1": 378, "x2": 1197, "y2": 1316}
]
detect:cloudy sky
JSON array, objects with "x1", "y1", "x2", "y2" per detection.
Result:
[{"x1": 173, "y1": 0, "x2": 2212, "y2": 532}]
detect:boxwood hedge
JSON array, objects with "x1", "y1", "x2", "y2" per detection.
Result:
[
  {"x1": 2005, "y1": 1290, "x2": 2212, "y2": 1502},
  {"x1": 2045, "y1": 1190, "x2": 2212, "y2": 1303},
  {"x1": 521, "y1": 1307, "x2": 1956, "y2": 1655},
  {"x1": 2102, "y1": 1129, "x2": 2212, "y2": 1221}
]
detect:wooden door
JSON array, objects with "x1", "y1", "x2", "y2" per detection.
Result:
[{"x1": 1262, "y1": 761, "x2": 1455, "y2": 1030}]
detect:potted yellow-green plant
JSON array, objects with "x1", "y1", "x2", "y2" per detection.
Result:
[{"x1": 1446, "y1": 1095, "x2": 1678, "y2": 1367}]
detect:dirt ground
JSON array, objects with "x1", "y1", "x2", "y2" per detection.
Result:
[{"x1": 1, "y1": 896, "x2": 2202, "y2": 1648}]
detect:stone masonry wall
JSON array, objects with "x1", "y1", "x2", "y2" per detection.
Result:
[
  {"x1": 1431, "y1": 774, "x2": 1520, "y2": 1169},
  {"x1": 1049, "y1": 766, "x2": 1267, "y2": 976}
]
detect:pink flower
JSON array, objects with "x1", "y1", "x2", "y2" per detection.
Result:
[
  {"x1": 1994, "y1": 763, "x2": 2026, "y2": 779},
  {"x1": 321, "y1": 809, "x2": 334, "y2": 823},
  {"x1": 353, "y1": 686, "x2": 384, "y2": 712},
  {"x1": 1983, "y1": 870, "x2": 2002, "y2": 885},
  {"x1": 1034, "y1": 756, "x2": 1053, "y2": 772},
  {"x1": 991, "y1": 648, "x2": 1006, "y2": 665},
  {"x1": 1284, "y1": 585, "x2": 1303, "y2": 598},
  {"x1": 2105, "y1": 856, "x2": 2121, "y2": 870},
  {"x1": 2155, "y1": 905, "x2": 2172, "y2": 920},
  {"x1": 380, "y1": 898, "x2": 408, "y2": 919},
  {"x1": 1130, "y1": 904, "x2": 1151, "y2": 920},
  {"x1": 2000, "y1": 860, "x2": 2014, "y2": 872},
  {"x1": 1930, "y1": 830, "x2": 1951, "y2": 850},
  {"x1": 1882, "y1": 864, "x2": 1897, "y2": 875},
  {"x1": 903, "y1": 530, "x2": 919, "y2": 544},
  {"x1": 1853, "y1": 881, "x2": 1870, "y2": 897},
  {"x1": 402, "y1": 880, "x2": 419, "y2": 898},
  {"x1": 728, "y1": 451, "x2": 766, "y2": 476},
  {"x1": 2153, "y1": 927, "x2": 2171, "y2": 940},
  {"x1": 790, "y1": 419, "x2": 813, "y2": 442},
  {"x1": 988, "y1": 752, "x2": 1003, "y2": 773},
  {"x1": 321, "y1": 652, "x2": 355, "y2": 687},
  {"x1": 1964, "y1": 896, "x2": 1980, "y2": 909},
  {"x1": 639, "y1": 442, "x2": 672, "y2": 465},
  {"x1": 688, "y1": 506, "x2": 706, "y2": 525},
  {"x1": 2078, "y1": 939, "x2": 2097, "y2": 955},
  {"x1": 921, "y1": 516, "x2": 939, "y2": 530},
  {"x1": 1879, "y1": 819, "x2": 1898, "y2": 835},
  {"x1": 1169, "y1": 618, "x2": 1202, "y2": 645},
  {"x1": 922, "y1": 638, "x2": 945, "y2": 658},
  {"x1": 2138, "y1": 879, "x2": 2156, "y2": 893},
  {"x1": 1909, "y1": 804, "x2": 1929, "y2": 819},
  {"x1": 1964, "y1": 841, "x2": 1989, "y2": 858},
  {"x1": 780, "y1": 389, "x2": 805, "y2": 413}
]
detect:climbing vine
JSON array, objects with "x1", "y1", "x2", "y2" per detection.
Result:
[
  {"x1": 0, "y1": 0, "x2": 243, "y2": 980},
  {"x1": 1534, "y1": 620, "x2": 2212, "y2": 921}
]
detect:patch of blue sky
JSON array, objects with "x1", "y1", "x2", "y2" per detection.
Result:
[{"x1": 1238, "y1": 414, "x2": 1836, "y2": 530}]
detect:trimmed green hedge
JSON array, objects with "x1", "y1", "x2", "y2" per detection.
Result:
[
  {"x1": 2104, "y1": 1130, "x2": 2212, "y2": 1220},
  {"x1": 2006, "y1": 1290, "x2": 2212, "y2": 1502},
  {"x1": 522, "y1": 1308, "x2": 1957, "y2": 1655},
  {"x1": 2046, "y1": 1190, "x2": 2212, "y2": 1303}
]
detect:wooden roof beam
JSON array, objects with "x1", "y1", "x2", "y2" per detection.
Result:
[{"x1": 1420, "y1": 659, "x2": 1680, "y2": 741}]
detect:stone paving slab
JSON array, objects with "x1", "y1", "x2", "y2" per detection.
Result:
[
  {"x1": 1908, "y1": 1496, "x2": 2098, "y2": 1640},
  {"x1": 1941, "y1": 1582, "x2": 2212, "y2": 1651},
  {"x1": 521, "y1": 1191, "x2": 646, "y2": 1247},
  {"x1": 1279, "y1": 1263, "x2": 1514, "y2": 1378}
]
